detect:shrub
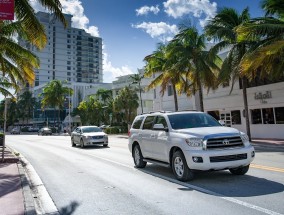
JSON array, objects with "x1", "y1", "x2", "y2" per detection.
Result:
[
  {"x1": 21, "y1": 127, "x2": 29, "y2": 132},
  {"x1": 104, "y1": 127, "x2": 119, "y2": 134}
]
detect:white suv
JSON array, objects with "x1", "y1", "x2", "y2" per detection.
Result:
[{"x1": 128, "y1": 111, "x2": 255, "y2": 181}]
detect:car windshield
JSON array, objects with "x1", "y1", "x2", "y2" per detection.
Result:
[
  {"x1": 168, "y1": 113, "x2": 221, "y2": 129},
  {"x1": 82, "y1": 127, "x2": 102, "y2": 133}
]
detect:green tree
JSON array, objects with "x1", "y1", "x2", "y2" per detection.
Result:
[
  {"x1": 168, "y1": 26, "x2": 221, "y2": 111},
  {"x1": 236, "y1": 0, "x2": 284, "y2": 80},
  {"x1": 17, "y1": 90, "x2": 36, "y2": 124},
  {"x1": 77, "y1": 96, "x2": 104, "y2": 125},
  {"x1": 0, "y1": 20, "x2": 40, "y2": 88},
  {"x1": 95, "y1": 89, "x2": 113, "y2": 124},
  {"x1": 113, "y1": 87, "x2": 139, "y2": 124},
  {"x1": 15, "y1": 0, "x2": 66, "y2": 49},
  {"x1": 144, "y1": 44, "x2": 182, "y2": 111},
  {"x1": 129, "y1": 73, "x2": 144, "y2": 113},
  {"x1": 40, "y1": 80, "x2": 73, "y2": 125},
  {"x1": 205, "y1": 8, "x2": 254, "y2": 139}
]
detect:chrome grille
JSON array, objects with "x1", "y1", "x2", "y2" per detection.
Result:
[
  {"x1": 210, "y1": 153, "x2": 247, "y2": 163},
  {"x1": 206, "y1": 136, "x2": 243, "y2": 150},
  {"x1": 92, "y1": 136, "x2": 104, "y2": 139}
]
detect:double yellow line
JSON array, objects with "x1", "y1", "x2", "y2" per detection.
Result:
[{"x1": 251, "y1": 163, "x2": 284, "y2": 173}]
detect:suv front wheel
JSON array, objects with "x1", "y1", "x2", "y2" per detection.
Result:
[
  {"x1": 133, "y1": 144, "x2": 147, "y2": 168},
  {"x1": 229, "y1": 165, "x2": 249, "y2": 175},
  {"x1": 172, "y1": 151, "x2": 194, "y2": 181}
]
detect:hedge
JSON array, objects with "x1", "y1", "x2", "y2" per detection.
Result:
[{"x1": 104, "y1": 126, "x2": 128, "y2": 134}]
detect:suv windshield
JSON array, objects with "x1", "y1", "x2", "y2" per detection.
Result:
[
  {"x1": 82, "y1": 127, "x2": 102, "y2": 133},
  {"x1": 168, "y1": 113, "x2": 220, "y2": 129}
]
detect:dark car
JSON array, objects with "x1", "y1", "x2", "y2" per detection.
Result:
[
  {"x1": 38, "y1": 127, "x2": 52, "y2": 136},
  {"x1": 11, "y1": 127, "x2": 21, "y2": 134}
]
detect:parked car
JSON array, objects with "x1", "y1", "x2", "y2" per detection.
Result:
[
  {"x1": 38, "y1": 127, "x2": 52, "y2": 136},
  {"x1": 11, "y1": 127, "x2": 21, "y2": 134},
  {"x1": 128, "y1": 111, "x2": 255, "y2": 181},
  {"x1": 71, "y1": 126, "x2": 108, "y2": 148}
]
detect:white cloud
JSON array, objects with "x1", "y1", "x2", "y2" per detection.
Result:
[
  {"x1": 163, "y1": 0, "x2": 217, "y2": 27},
  {"x1": 103, "y1": 51, "x2": 134, "y2": 83},
  {"x1": 132, "y1": 22, "x2": 178, "y2": 42},
  {"x1": 30, "y1": 0, "x2": 130, "y2": 83},
  {"x1": 136, "y1": 5, "x2": 160, "y2": 16}
]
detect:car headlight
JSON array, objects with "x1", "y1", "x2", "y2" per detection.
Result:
[
  {"x1": 85, "y1": 136, "x2": 92, "y2": 139},
  {"x1": 185, "y1": 138, "x2": 203, "y2": 147},
  {"x1": 240, "y1": 133, "x2": 250, "y2": 145}
]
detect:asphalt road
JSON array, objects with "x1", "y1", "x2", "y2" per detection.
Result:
[{"x1": 6, "y1": 135, "x2": 284, "y2": 215}]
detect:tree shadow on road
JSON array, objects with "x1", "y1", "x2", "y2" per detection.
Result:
[{"x1": 58, "y1": 201, "x2": 80, "y2": 215}]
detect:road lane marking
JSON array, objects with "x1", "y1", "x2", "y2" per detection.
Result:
[
  {"x1": 251, "y1": 164, "x2": 284, "y2": 173},
  {"x1": 86, "y1": 153, "x2": 283, "y2": 215}
]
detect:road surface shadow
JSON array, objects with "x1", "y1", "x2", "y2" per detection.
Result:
[
  {"x1": 139, "y1": 164, "x2": 284, "y2": 198},
  {"x1": 58, "y1": 201, "x2": 80, "y2": 215}
]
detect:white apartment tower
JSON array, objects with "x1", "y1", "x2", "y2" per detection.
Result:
[{"x1": 20, "y1": 11, "x2": 103, "y2": 86}]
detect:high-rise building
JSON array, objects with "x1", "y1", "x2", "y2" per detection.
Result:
[
  {"x1": 19, "y1": 11, "x2": 103, "y2": 86},
  {"x1": 18, "y1": 11, "x2": 103, "y2": 127}
]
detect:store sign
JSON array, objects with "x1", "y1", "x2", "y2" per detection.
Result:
[
  {"x1": 0, "y1": 0, "x2": 14, "y2": 20},
  {"x1": 254, "y1": 91, "x2": 272, "y2": 104}
]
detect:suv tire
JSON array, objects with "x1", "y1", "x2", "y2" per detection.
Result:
[
  {"x1": 133, "y1": 144, "x2": 147, "y2": 168},
  {"x1": 172, "y1": 150, "x2": 194, "y2": 181},
  {"x1": 229, "y1": 165, "x2": 249, "y2": 175}
]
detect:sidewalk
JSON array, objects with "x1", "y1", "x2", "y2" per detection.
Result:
[
  {"x1": 0, "y1": 147, "x2": 36, "y2": 215},
  {"x1": 0, "y1": 137, "x2": 283, "y2": 215}
]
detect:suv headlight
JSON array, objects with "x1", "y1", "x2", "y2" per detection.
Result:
[
  {"x1": 185, "y1": 138, "x2": 203, "y2": 147},
  {"x1": 240, "y1": 133, "x2": 250, "y2": 146}
]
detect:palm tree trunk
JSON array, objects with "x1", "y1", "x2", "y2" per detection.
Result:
[
  {"x1": 138, "y1": 82, "x2": 143, "y2": 113},
  {"x1": 242, "y1": 77, "x2": 251, "y2": 141},
  {"x1": 197, "y1": 76, "x2": 204, "y2": 112},
  {"x1": 173, "y1": 85, "x2": 179, "y2": 111}
]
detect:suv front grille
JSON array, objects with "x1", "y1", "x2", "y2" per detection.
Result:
[
  {"x1": 210, "y1": 153, "x2": 247, "y2": 163},
  {"x1": 206, "y1": 136, "x2": 243, "y2": 150}
]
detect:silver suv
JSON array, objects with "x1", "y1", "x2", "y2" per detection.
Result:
[{"x1": 128, "y1": 111, "x2": 255, "y2": 181}]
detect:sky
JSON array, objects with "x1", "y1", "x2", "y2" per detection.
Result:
[{"x1": 31, "y1": 0, "x2": 265, "y2": 83}]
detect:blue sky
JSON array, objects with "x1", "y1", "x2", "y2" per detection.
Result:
[{"x1": 31, "y1": 0, "x2": 265, "y2": 83}]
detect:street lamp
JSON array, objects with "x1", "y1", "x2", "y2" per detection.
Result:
[{"x1": 2, "y1": 97, "x2": 11, "y2": 162}]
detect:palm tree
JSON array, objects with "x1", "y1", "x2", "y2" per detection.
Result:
[
  {"x1": 129, "y1": 73, "x2": 144, "y2": 113},
  {"x1": 205, "y1": 8, "x2": 254, "y2": 140},
  {"x1": 168, "y1": 26, "x2": 221, "y2": 112},
  {"x1": 113, "y1": 86, "x2": 139, "y2": 124},
  {"x1": 0, "y1": 20, "x2": 40, "y2": 87},
  {"x1": 144, "y1": 44, "x2": 182, "y2": 111},
  {"x1": 17, "y1": 90, "x2": 36, "y2": 124},
  {"x1": 236, "y1": 0, "x2": 284, "y2": 80},
  {"x1": 40, "y1": 80, "x2": 73, "y2": 127},
  {"x1": 15, "y1": 0, "x2": 67, "y2": 49}
]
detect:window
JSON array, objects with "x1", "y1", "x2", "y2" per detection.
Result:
[
  {"x1": 207, "y1": 111, "x2": 220, "y2": 120},
  {"x1": 132, "y1": 116, "x2": 144, "y2": 129},
  {"x1": 142, "y1": 116, "x2": 155, "y2": 130},
  {"x1": 251, "y1": 109, "x2": 262, "y2": 124},
  {"x1": 231, "y1": 110, "x2": 241, "y2": 125},
  {"x1": 262, "y1": 108, "x2": 275, "y2": 124},
  {"x1": 275, "y1": 107, "x2": 284, "y2": 124},
  {"x1": 67, "y1": 66, "x2": 71, "y2": 70},
  {"x1": 154, "y1": 116, "x2": 168, "y2": 128},
  {"x1": 168, "y1": 85, "x2": 173, "y2": 96}
]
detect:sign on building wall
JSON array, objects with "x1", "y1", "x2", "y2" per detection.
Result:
[{"x1": 0, "y1": 0, "x2": 14, "y2": 20}]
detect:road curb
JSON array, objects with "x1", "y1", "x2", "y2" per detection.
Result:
[{"x1": 20, "y1": 156, "x2": 60, "y2": 215}]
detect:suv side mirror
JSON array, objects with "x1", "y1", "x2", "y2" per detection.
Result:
[
  {"x1": 218, "y1": 120, "x2": 226, "y2": 126},
  {"x1": 153, "y1": 124, "x2": 169, "y2": 132}
]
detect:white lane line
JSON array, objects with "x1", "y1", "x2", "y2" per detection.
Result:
[{"x1": 87, "y1": 153, "x2": 283, "y2": 215}]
